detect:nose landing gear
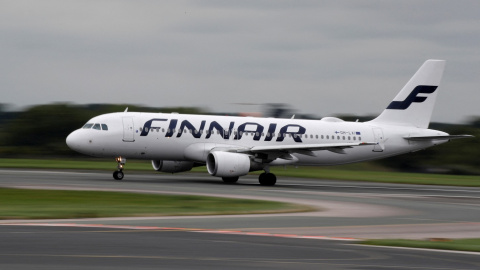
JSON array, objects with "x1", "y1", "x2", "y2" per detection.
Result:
[{"x1": 113, "y1": 157, "x2": 126, "y2": 180}]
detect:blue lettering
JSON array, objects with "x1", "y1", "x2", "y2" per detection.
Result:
[
  {"x1": 176, "y1": 120, "x2": 206, "y2": 139},
  {"x1": 140, "y1": 118, "x2": 167, "y2": 136},
  {"x1": 206, "y1": 121, "x2": 234, "y2": 139},
  {"x1": 235, "y1": 122, "x2": 264, "y2": 141},
  {"x1": 276, "y1": 124, "x2": 306, "y2": 142}
]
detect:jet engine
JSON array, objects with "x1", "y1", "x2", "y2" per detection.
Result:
[
  {"x1": 151, "y1": 160, "x2": 194, "y2": 173},
  {"x1": 206, "y1": 151, "x2": 251, "y2": 177}
]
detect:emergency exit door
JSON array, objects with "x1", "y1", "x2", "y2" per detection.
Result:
[{"x1": 372, "y1": 128, "x2": 384, "y2": 152}]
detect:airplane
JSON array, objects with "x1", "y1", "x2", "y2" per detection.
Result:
[{"x1": 66, "y1": 59, "x2": 472, "y2": 186}]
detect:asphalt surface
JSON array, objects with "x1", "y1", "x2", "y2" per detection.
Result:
[{"x1": 1, "y1": 169, "x2": 480, "y2": 269}]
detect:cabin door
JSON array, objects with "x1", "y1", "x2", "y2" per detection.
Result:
[{"x1": 122, "y1": 117, "x2": 135, "y2": 142}]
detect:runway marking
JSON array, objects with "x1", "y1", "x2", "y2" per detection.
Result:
[{"x1": 0, "y1": 222, "x2": 358, "y2": 241}]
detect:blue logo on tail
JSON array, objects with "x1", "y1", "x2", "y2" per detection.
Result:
[{"x1": 386, "y1": 85, "x2": 437, "y2": 110}]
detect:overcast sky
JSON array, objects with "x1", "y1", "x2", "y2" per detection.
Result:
[{"x1": 2, "y1": 0, "x2": 479, "y2": 123}]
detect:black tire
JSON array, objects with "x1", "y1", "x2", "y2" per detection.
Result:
[
  {"x1": 113, "y1": 171, "x2": 124, "y2": 180},
  {"x1": 259, "y1": 173, "x2": 266, "y2": 183},
  {"x1": 222, "y1": 176, "x2": 239, "y2": 183},
  {"x1": 259, "y1": 173, "x2": 276, "y2": 186}
]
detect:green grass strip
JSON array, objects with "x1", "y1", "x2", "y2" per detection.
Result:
[
  {"x1": 0, "y1": 188, "x2": 310, "y2": 219},
  {"x1": 361, "y1": 238, "x2": 480, "y2": 253}
]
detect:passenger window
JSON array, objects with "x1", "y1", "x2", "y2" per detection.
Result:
[
  {"x1": 101, "y1": 124, "x2": 108, "y2": 131},
  {"x1": 93, "y1": 123, "x2": 101, "y2": 130},
  {"x1": 326, "y1": 135, "x2": 329, "y2": 139}
]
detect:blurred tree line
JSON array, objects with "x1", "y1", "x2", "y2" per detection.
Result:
[
  {"x1": 0, "y1": 103, "x2": 478, "y2": 175},
  {"x1": 0, "y1": 103, "x2": 206, "y2": 157}
]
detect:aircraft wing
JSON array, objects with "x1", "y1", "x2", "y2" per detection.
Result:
[
  {"x1": 403, "y1": 135, "x2": 474, "y2": 141},
  {"x1": 235, "y1": 142, "x2": 377, "y2": 157}
]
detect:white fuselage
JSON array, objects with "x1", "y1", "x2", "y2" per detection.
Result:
[{"x1": 66, "y1": 112, "x2": 448, "y2": 166}]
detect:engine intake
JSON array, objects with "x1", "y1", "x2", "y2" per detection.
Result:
[
  {"x1": 151, "y1": 160, "x2": 194, "y2": 173},
  {"x1": 206, "y1": 151, "x2": 251, "y2": 177}
]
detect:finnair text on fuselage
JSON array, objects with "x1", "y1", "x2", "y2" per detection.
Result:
[{"x1": 139, "y1": 118, "x2": 363, "y2": 143}]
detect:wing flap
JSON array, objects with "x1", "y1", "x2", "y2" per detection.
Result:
[
  {"x1": 248, "y1": 142, "x2": 376, "y2": 153},
  {"x1": 404, "y1": 135, "x2": 474, "y2": 141}
]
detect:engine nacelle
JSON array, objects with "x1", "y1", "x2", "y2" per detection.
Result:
[
  {"x1": 206, "y1": 151, "x2": 251, "y2": 177},
  {"x1": 151, "y1": 160, "x2": 194, "y2": 173}
]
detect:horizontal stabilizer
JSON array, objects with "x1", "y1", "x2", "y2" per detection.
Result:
[{"x1": 404, "y1": 135, "x2": 474, "y2": 141}]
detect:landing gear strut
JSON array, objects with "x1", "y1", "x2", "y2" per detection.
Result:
[
  {"x1": 259, "y1": 167, "x2": 276, "y2": 186},
  {"x1": 113, "y1": 156, "x2": 126, "y2": 180}
]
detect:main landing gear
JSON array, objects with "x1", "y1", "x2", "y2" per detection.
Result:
[
  {"x1": 258, "y1": 167, "x2": 276, "y2": 186},
  {"x1": 113, "y1": 156, "x2": 126, "y2": 180}
]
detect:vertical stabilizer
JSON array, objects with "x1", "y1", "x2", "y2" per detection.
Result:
[{"x1": 369, "y1": 59, "x2": 445, "y2": 128}]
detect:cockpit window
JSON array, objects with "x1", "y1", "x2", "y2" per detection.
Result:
[{"x1": 82, "y1": 122, "x2": 108, "y2": 130}]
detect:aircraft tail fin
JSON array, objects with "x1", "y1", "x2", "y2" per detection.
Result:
[{"x1": 369, "y1": 59, "x2": 446, "y2": 128}]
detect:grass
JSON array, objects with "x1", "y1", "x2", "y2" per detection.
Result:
[
  {"x1": 0, "y1": 188, "x2": 310, "y2": 219},
  {"x1": 361, "y1": 238, "x2": 480, "y2": 253},
  {"x1": 1, "y1": 158, "x2": 479, "y2": 187}
]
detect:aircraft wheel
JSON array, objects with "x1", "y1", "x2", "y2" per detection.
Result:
[
  {"x1": 113, "y1": 171, "x2": 124, "y2": 180},
  {"x1": 259, "y1": 173, "x2": 276, "y2": 186},
  {"x1": 222, "y1": 176, "x2": 239, "y2": 183}
]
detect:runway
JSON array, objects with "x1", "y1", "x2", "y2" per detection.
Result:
[{"x1": 1, "y1": 169, "x2": 480, "y2": 269}]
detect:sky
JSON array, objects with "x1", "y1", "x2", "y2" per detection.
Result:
[{"x1": 1, "y1": 0, "x2": 480, "y2": 123}]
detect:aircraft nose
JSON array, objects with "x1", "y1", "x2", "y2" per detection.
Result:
[{"x1": 66, "y1": 130, "x2": 83, "y2": 152}]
